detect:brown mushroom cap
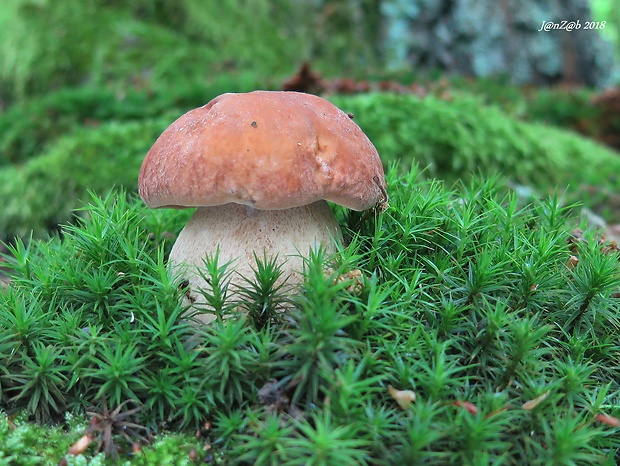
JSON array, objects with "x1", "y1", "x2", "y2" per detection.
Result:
[{"x1": 138, "y1": 90, "x2": 386, "y2": 211}]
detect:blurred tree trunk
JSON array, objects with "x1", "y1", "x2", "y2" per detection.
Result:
[{"x1": 383, "y1": 0, "x2": 615, "y2": 87}]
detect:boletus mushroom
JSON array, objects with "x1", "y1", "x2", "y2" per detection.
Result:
[{"x1": 138, "y1": 90, "x2": 386, "y2": 322}]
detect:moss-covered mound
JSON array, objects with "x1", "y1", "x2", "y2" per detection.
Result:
[
  {"x1": 331, "y1": 92, "x2": 620, "y2": 191},
  {"x1": 1, "y1": 90, "x2": 619, "y2": 241},
  {"x1": 0, "y1": 118, "x2": 173, "y2": 239},
  {"x1": 0, "y1": 77, "x2": 262, "y2": 167},
  {"x1": 1, "y1": 169, "x2": 619, "y2": 464},
  {"x1": 0, "y1": 1, "x2": 377, "y2": 103}
]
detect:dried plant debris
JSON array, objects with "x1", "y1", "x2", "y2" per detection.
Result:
[
  {"x1": 281, "y1": 62, "x2": 429, "y2": 97},
  {"x1": 257, "y1": 379, "x2": 304, "y2": 421},
  {"x1": 388, "y1": 385, "x2": 416, "y2": 410},
  {"x1": 568, "y1": 228, "x2": 620, "y2": 257},
  {"x1": 257, "y1": 379, "x2": 290, "y2": 410},
  {"x1": 85, "y1": 400, "x2": 150, "y2": 458},
  {"x1": 522, "y1": 391, "x2": 551, "y2": 411},
  {"x1": 324, "y1": 268, "x2": 365, "y2": 295}
]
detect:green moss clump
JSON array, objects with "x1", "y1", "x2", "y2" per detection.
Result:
[
  {"x1": 0, "y1": 118, "x2": 176, "y2": 241},
  {"x1": 0, "y1": 1, "x2": 380, "y2": 103},
  {"x1": 0, "y1": 76, "x2": 262, "y2": 166},
  {"x1": 524, "y1": 88, "x2": 600, "y2": 131},
  {"x1": 0, "y1": 411, "x2": 206, "y2": 465},
  {"x1": 330, "y1": 92, "x2": 620, "y2": 191},
  {"x1": 1, "y1": 169, "x2": 619, "y2": 463},
  {"x1": 0, "y1": 411, "x2": 79, "y2": 465}
]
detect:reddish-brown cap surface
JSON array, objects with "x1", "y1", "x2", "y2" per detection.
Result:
[{"x1": 138, "y1": 90, "x2": 386, "y2": 211}]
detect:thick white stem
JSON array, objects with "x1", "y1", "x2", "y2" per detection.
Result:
[{"x1": 169, "y1": 200, "x2": 342, "y2": 323}]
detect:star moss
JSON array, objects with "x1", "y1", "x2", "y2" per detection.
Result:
[{"x1": 1, "y1": 166, "x2": 619, "y2": 464}]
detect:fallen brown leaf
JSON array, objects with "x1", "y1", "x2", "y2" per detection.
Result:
[
  {"x1": 567, "y1": 255, "x2": 579, "y2": 270},
  {"x1": 522, "y1": 390, "x2": 550, "y2": 410},
  {"x1": 59, "y1": 433, "x2": 95, "y2": 465},
  {"x1": 388, "y1": 385, "x2": 416, "y2": 409},
  {"x1": 454, "y1": 400, "x2": 479, "y2": 415},
  {"x1": 594, "y1": 413, "x2": 620, "y2": 427},
  {"x1": 485, "y1": 405, "x2": 510, "y2": 419}
]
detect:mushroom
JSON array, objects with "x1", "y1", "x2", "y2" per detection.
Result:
[{"x1": 138, "y1": 90, "x2": 386, "y2": 323}]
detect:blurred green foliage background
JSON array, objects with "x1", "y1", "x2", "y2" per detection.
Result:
[
  {"x1": 0, "y1": 0, "x2": 387, "y2": 103},
  {"x1": 0, "y1": 0, "x2": 617, "y2": 104},
  {"x1": 0, "y1": 0, "x2": 619, "y2": 241},
  {"x1": 592, "y1": 0, "x2": 620, "y2": 57}
]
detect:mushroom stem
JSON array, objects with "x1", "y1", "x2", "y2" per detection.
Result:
[{"x1": 169, "y1": 200, "x2": 342, "y2": 322}]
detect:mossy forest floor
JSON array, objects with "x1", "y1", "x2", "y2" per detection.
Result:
[
  {"x1": 1, "y1": 166, "x2": 620, "y2": 465},
  {"x1": 2, "y1": 2, "x2": 620, "y2": 463}
]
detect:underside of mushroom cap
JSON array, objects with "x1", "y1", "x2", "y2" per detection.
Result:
[{"x1": 138, "y1": 90, "x2": 387, "y2": 211}]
